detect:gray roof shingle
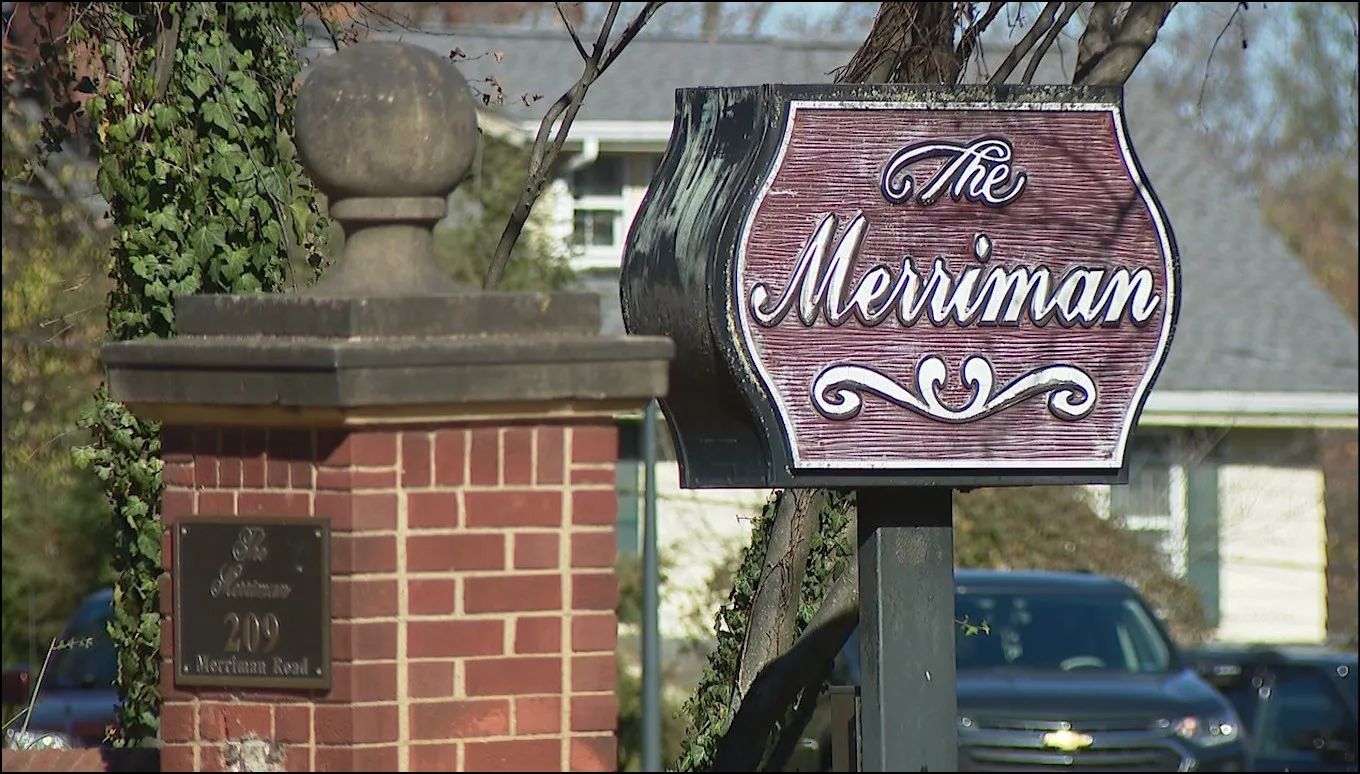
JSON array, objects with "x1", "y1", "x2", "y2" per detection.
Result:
[{"x1": 350, "y1": 26, "x2": 1358, "y2": 396}]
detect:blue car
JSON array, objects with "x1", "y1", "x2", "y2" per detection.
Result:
[{"x1": 3, "y1": 588, "x2": 120, "y2": 748}]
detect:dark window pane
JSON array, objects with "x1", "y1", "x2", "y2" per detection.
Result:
[
  {"x1": 571, "y1": 156, "x2": 625, "y2": 197},
  {"x1": 571, "y1": 209, "x2": 618, "y2": 247},
  {"x1": 1257, "y1": 668, "x2": 1355, "y2": 764}
]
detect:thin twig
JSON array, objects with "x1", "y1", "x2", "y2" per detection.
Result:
[
  {"x1": 988, "y1": 1, "x2": 1062, "y2": 85},
  {"x1": 556, "y1": 2, "x2": 589, "y2": 60},
  {"x1": 482, "y1": 2, "x2": 666, "y2": 290},
  {"x1": 1196, "y1": 3, "x2": 1248, "y2": 133},
  {"x1": 1022, "y1": 2, "x2": 1082, "y2": 85},
  {"x1": 955, "y1": 1, "x2": 1005, "y2": 77}
]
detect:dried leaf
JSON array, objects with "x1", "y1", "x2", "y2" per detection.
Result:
[{"x1": 493, "y1": 51, "x2": 505, "y2": 63}]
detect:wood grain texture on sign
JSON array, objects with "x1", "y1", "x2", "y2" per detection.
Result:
[{"x1": 733, "y1": 102, "x2": 1176, "y2": 471}]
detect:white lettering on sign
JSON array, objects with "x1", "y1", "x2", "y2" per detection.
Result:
[{"x1": 745, "y1": 135, "x2": 1162, "y2": 426}]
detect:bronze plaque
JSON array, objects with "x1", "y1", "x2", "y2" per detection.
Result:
[{"x1": 173, "y1": 517, "x2": 331, "y2": 690}]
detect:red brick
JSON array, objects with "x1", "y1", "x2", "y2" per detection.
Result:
[
  {"x1": 465, "y1": 656, "x2": 563, "y2": 696},
  {"x1": 332, "y1": 620, "x2": 398, "y2": 661},
  {"x1": 266, "y1": 457, "x2": 291, "y2": 488},
  {"x1": 571, "y1": 613, "x2": 618, "y2": 653},
  {"x1": 408, "y1": 578, "x2": 457, "y2": 616},
  {"x1": 570, "y1": 736, "x2": 617, "y2": 772},
  {"x1": 160, "y1": 701, "x2": 196, "y2": 743},
  {"x1": 237, "y1": 491, "x2": 310, "y2": 518},
  {"x1": 503, "y1": 428, "x2": 534, "y2": 486},
  {"x1": 331, "y1": 534, "x2": 397, "y2": 574},
  {"x1": 351, "y1": 431, "x2": 397, "y2": 467},
  {"x1": 572, "y1": 425, "x2": 617, "y2": 464},
  {"x1": 466, "y1": 739, "x2": 560, "y2": 772},
  {"x1": 514, "y1": 532, "x2": 559, "y2": 570},
  {"x1": 315, "y1": 468, "x2": 352, "y2": 491},
  {"x1": 290, "y1": 460, "x2": 315, "y2": 489},
  {"x1": 349, "y1": 469, "x2": 397, "y2": 490},
  {"x1": 410, "y1": 698, "x2": 509, "y2": 740},
  {"x1": 331, "y1": 661, "x2": 397, "y2": 702},
  {"x1": 241, "y1": 428, "x2": 267, "y2": 483},
  {"x1": 408, "y1": 533, "x2": 504, "y2": 573},
  {"x1": 320, "y1": 492, "x2": 396, "y2": 531},
  {"x1": 199, "y1": 702, "x2": 272, "y2": 741},
  {"x1": 332, "y1": 577, "x2": 399, "y2": 618},
  {"x1": 314, "y1": 704, "x2": 399, "y2": 745},
  {"x1": 465, "y1": 575, "x2": 561, "y2": 614},
  {"x1": 571, "y1": 531, "x2": 616, "y2": 568},
  {"x1": 515, "y1": 616, "x2": 562, "y2": 654},
  {"x1": 163, "y1": 462, "x2": 195, "y2": 487},
  {"x1": 312, "y1": 430, "x2": 347, "y2": 468},
  {"x1": 275, "y1": 704, "x2": 312, "y2": 743},
  {"x1": 407, "y1": 619, "x2": 503, "y2": 659},
  {"x1": 572, "y1": 490, "x2": 616, "y2": 526},
  {"x1": 470, "y1": 428, "x2": 500, "y2": 486},
  {"x1": 402, "y1": 432, "x2": 432, "y2": 488},
  {"x1": 571, "y1": 467, "x2": 617, "y2": 486},
  {"x1": 410, "y1": 743, "x2": 460, "y2": 773},
  {"x1": 407, "y1": 660, "x2": 456, "y2": 699},
  {"x1": 160, "y1": 745, "x2": 198, "y2": 773},
  {"x1": 198, "y1": 490, "x2": 235, "y2": 516},
  {"x1": 535, "y1": 426, "x2": 565, "y2": 485},
  {"x1": 466, "y1": 490, "x2": 562, "y2": 528},
  {"x1": 195, "y1": 456, "x2": 219, "y2": 488},
  {"x1": 218, "y1": 457, "x2": 243, "y2": 488},
  {"x1": 572, "y1": 654, "x2": 616, "y2": 692},
  {"x1": 433, "y1": 429, "x2": 466, "y2": 486},
  {"x1": 515, "y1": 696, "x2": 562, "y2": 735},
  {"x1": 315, "y1": 745, "x2": 399, "y2": 771},
  {"x1": 161, "y1": 489, "x2": 195, "y2": 519},
  {"x1": 571, "y1": 694, "x2": 618, "y2": 732},
  {"x1": 407, "y1": 491, "x2": 460, "y2": 530},
  {"x1": 572, "y1": 572, "x2": 618, "y2": 611}
]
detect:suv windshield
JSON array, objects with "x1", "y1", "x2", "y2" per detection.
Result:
[
  {"x1": 957, "y1": 590, "x2": 1174, "y2": 674},
  {"x1": 45, "y1": 596, "x2": 118, "y2": 691}
]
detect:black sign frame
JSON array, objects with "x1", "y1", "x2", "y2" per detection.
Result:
[{"x1": 173, "y1": 516, "x2": 331, "y2": 690}]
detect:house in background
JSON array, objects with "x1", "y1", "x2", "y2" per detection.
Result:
[{"x1": 339, "y1": 26, "x2": 1359, "y2": 644}]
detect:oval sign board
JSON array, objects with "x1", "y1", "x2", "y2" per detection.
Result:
[{"x1": 622, "y1": 85, "x2": 1179, "y2": 488}]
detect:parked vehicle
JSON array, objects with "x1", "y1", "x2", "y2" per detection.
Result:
[
  {"x1": 793, "y1": 569, "x2": 1247, "y2": 772},
  {"x1": 1187, "y1": 642, "x2": 1358, "y2": 772},
  {"x1": 2, "y1": 588, "x2": 119, "y2": 748}
]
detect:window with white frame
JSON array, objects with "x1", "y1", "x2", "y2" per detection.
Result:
[
  {"x1": 1110, "y1": 454, "x2": 1187, "y2": 575},
  {"x1": 569, "y1": 155, "x2": 625, "y2": 252}
]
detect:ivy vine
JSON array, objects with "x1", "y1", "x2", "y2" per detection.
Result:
[
  {"x1": 676, "y1": 491, "x2": 855, "y2": 771},
  {"x1": 32, "y1": 1, "x2": 329, "y2": 745}
]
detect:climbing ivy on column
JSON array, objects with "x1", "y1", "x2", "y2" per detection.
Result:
[{"x1": 46, "y1": 2, "x2": 331, "y2": 745}]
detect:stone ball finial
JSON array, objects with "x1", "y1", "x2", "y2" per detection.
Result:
[
  {"x1": 296, "y1": 41, "x2": 479, "y2": 201},
  {"x1": 294, "y1": 41, "x2": 481, "y2": 297}
]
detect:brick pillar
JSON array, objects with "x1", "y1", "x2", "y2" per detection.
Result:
[
  {"x1": 101, "y1": 40, "x2": 672, "y2": 773},
  {"x1": 155, "y1": 422, "x2": 627, "y2": 771}
]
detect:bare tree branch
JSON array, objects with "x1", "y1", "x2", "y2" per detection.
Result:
[
  {"x1": 712, "y1": 534, "x2": 860, "y2": 772},
  {"x1": 988, "y1": 1, "x2": 1063, "y2": 86},
  {"x1": 724, "y1": 489, "x2": 820, "y2": 728},
  {"x1": 1076, "y1": 2, "x2": 1177, "y2": 86},
  {"x1": 1076, "y1": 1, "x2": 1119, "y2": 81},
  {"x1": 1022, "y1": 1, "x2": 1083, "y2": 85},
  {"x1": 556, "y1": 2, "x2": 589, "y2": 61},
  {"x1": 955, "y1": 1, "x2": 1006, "y2": 80},
  {"x1": 481, "y1": 1, "x2": 666, "y2": 290}
]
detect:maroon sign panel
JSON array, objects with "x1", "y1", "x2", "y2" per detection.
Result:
[{"x1": 733, "y1": 99, "x2": 1178, "y2": 474}]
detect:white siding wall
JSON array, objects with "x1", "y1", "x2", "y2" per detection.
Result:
[
  {"x1": 654, "y1": 462, "x2": 771, "y2": 641},
  {"x1": 1216, "y1": 465, "x2": 1328, "y2": 643}
]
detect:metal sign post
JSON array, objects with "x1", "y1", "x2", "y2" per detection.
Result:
[{"x1": 621, "y1": 83, "x2": 1179, "y2": 772}]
